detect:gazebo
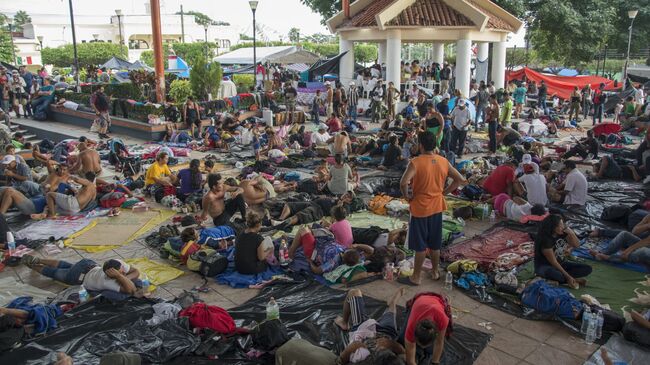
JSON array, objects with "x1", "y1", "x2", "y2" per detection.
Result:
[{"x1": 327, "y1": 0, "x2": 523, "y2": 97}]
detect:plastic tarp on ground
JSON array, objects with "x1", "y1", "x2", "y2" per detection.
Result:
[
  {"x1": 169, "y1": 279, "x2": 492, "y2": 365},
  {"x1": 506, "y1": 67, "x2": 617, "y2": 100},
  {"x1": 584, "y1": 333, "x2": 650, "y2": 365}
]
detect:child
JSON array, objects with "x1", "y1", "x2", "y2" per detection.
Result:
[
  {"x1": 252, "y1": 126, "x2": 261, "y2": 161},
  {"x1": 312, "y1": 159, "x2": 330, "y2": 183},
  {"x1": 613, "y1": 100, "x2": 624, "y2": 124},
  {"x1": 323, "y1": 205, "x2": 353, "y2": 248},
  {"x1": 323, "y1": 249, "x2": 376, "y2": 284}
]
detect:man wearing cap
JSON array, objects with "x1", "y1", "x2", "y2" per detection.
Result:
[
  {"x1": 348, "y1": 81, "x2": 359, "y2": 122},
  {"x1": 371, "y1": 79, "x2": 385, "y2": 124},
  {"x1": 1, "y1": 155, "x2": 41, "y2": 198},
  {"x1": 518, "y1": 159, "x2": 548, "y2": 206},
  {"x1": 9, "y1": 70, "x2": 27, "y2": 118},
  {"x1": 449, "y1": 99, "x2": 472, "y2": 158}
]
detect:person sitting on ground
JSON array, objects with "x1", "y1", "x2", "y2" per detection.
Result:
[
  {"x1": 556, "y1": 160, "x2": 588, "y2": 206},
  {"x1": 201, "y1": 173, "x2": 247, "y2": 227},
  {"x1": 1, "y1": 154, "x2": 41, "y2": 198},
  {"x1": 589, "y1": 216, "x2": 650, "y2": 268},
  {"x1": 493, "y1": 193, "x2": 548, "y2": 223},
  {"x1": 622, "y1": 309, "x2": 650, "y2": 348},
  {"x1": 11, "y1": 132, "x2": 25, "y2": 149},
  {"x1": 70, "y1": 139, "x2": 102, "y2": 176},
  {"x1": 144, "y1": 152, "x2": 178, "y2": 187},
  {"x1": 263, "y1": 128, "x2": 284, "y2": 153},
  {"x1": 234, "y1": 176, "x2": 276, "y2": 206},
  {"x1": 335, "y1": 288, "x2": 406, "y2": 364},
  {"x1": 0, "y1": 187, "x2": 46, "y2": 216},
  {"x1": 482, "y1": 159, "x2": 518, "y2": 197},
  {"x1": 563, "y1": 129, "x2": 599, "y2": 160},
  {"x1": 534, "y1": 214, "x2": 592, "y2": 288},
  {"x1": 235, "y1": 212, "x2": 272, "y2": 275},
  {"x1": 328, "y1": 131, "x2": 352, "y2": 158},
  {"x1": 518, "y1": 162, "x2": 548, "y2": 206},
  {"x1": 323, "y1": 248, "x2": 377, "y2": 284},
  {"x1": 95, "y1": 177, "x2": 133, "y2": 198},
  {"x1": 592, "y1": 155, "x2": 643, "y2": 182},
  {"x1": 176, "y1": 159, "x2": 204, "y2": 202},
  {"x1": 311, "y1": 124, "x2": 331, "y2": 147},
  {"x1": 326, "y1": 113, "x2": 342, "y2": 133},
  {"x1": 378, "y1": 134, "x2": 405, "y2": 170},
  {"x1": 327, "y1": 154, "x2": 353, "y2": 195},
  {"x1": 32, "y1": 172, "x2": 97, "y2": 219},
  {"x1": 21, "y1": 256, "x2": 139, "y2": 295},
  {"x1": 496, "y1": 125, "x2": 522, "y2": 148},
  {"x1": 3, "y1": 144, "x2": 27, "y2": 165},
  {"x1": 25, "y1": 142, "x2": 56, "y2": 172},
  {"x1": 400, "y1": 292, "x2": 452, "y2": 365},
  {"x1": 321, "y1": 205, "x2": 354, "y2": 248},
  {"x1": 312, "y1": 159, "x2": 330, "y2": 184}
]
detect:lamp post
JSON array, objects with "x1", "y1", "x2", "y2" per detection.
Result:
[
  {"x1": 623, "y1": 9, "x2": 638, "y2": 90},
  {"x1": 68, "y1": 0, "x2": 80, "y2": 92},
  {"x1": 6, "y1": 18, "x2": 16, "y2": 65},
  {"x1": 115, "y1": 9, "x2": 124, "y2": 46},
  {"x1": 92, "y1": 34, "x2": 99, "y2": 42},
  {"x1": 204, "y1": 23, "x2": 209, "y2": 63},
  {"x1": 37, "y1": 35, "x2": 43, "y2": 50},
  {"x1": 249, "y1": 1, "x2": 259, "y2": 79}
]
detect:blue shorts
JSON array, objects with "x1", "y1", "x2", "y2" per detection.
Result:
[
  {"x1": 408, "y1": 213, "x2": 443, "y2": 252},
  {"x1": 41, "y1": 259, "x2": 97, "y2": 285}
]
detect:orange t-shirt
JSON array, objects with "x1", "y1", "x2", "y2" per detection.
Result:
[{"x1": 409, "y1": 154, "x2": 449, "y2": 217}]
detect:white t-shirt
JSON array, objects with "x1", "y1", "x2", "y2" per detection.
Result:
[
  {"x1": 450, "y1": 107, "x2": 471, "y2": 131},
  {"x1": 82, "y1": 259, "x2": 131, "y2": 293},
  {"x1": 505, "y1": 200, "x2": 532, "y2": 222},
  {"x1": 63, "y1": 101, "x2": 79, "y2": 110},
  {"x1": 312, "y1": 131, "x2": 331, "y2": 145},
  {"x1": 519, "y1": 173, "x2": 548, "y2": 206},
  {"x1": 563, "y1": 169, "x2": 588, "y2": 206}
]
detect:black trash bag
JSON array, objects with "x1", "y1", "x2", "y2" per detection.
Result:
[{"x1": 251, "y1": 319, "x2": 290, "y2": 351}]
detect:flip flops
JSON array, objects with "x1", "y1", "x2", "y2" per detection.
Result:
[{"x1": 397, "y1": 276, "x2": 420, "y2": 286}]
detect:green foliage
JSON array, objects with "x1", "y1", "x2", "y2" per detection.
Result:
[
  {"x1": 176, "y1": 10, "x2": 230, "y2": 26},
  {"x1": 80, "y1": 83, "x2": 142, "y2": 99},
  {"x1": 303, "y1": 33, "x2": 336, "y2": 44},
  {"x1": 354, "y1": 43, "x2": 377, "y2": 63},
  {"x1": 139, "y1": 43, "x2": 170, "y2": 69},
  {"x1": 231, "y1": 41, "x2": 288, "y2": 51},
  {"x1": 172, "y1": 42, "x2": 218, "y2": 66},
  {"x1": 491, "y1": 0, "x2": 527, "y2": 18},
  {"x1": 13, "y1": 10, "x2": 31, "y2": 32},
  {"x1": 169, "y1": 79, "x2": 193, "y2": 102},
  {"x1": 288, "y1": 28, "x2": 301, "y2": 43},
  {"x1": 42, "y1": 42, "x2": 128, "y2": 68},
  {"x1": 0, "y1": 14, "x2": 16, "y2": 63},
  {"x1": 189, "y1": 57, "x2": 222, "y2": 100},
  {"x1": 233, "y1": 74, "x2": 255, "y2": 93},
  {"x1": 303, "y1": 42, "x2": 339, "y2": 57},
  {"x1": 300, "y1": 0, "x2": 344, "y2": 25}
]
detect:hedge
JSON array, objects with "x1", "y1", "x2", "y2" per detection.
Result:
[
  {"x1": 80, "y1": 83, "x2": 143, "y2": 100},
  {"x1": 55, "y1": 90, "x2": 164, "y2": 123}
]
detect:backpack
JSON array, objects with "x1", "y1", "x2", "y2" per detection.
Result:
[
  {"x1": 600, "y1": 205, "x2": 632, "y2": 224},
  {"x1": 252, "y1": 319, "x2": 290, "y2": 351},
  {"x1": 179, "y1": 303, "x2": 235, "y2": 334},
  {"x1": 99, "y1": 192, "x2": 127, "y2": 208},
  {"x1": 520, "y1": 280, "x2": 582, "y2": 320},
  {"x1": 198, "y1": 252, "x2": 228, "y2": 277},
  {"x1": 462, "y1": 184, "x2": 484, "y2": 201},
  {"x1": 180, "y1": 241, "x2": 201, "y2": 264},
  {"x1": 187, "y1": 248, "x2": 216, "y2": 272}
]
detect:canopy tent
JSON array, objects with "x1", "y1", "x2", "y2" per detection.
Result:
[
  {"x1": 100, "y1": 56, "x2": 133, "y2": 70},
  {"x1": 0, "y1": 61, "x2": 18, "y2": 72},
  {"x1": 128, "y1": 60, "x2": 154, "y2": 72},
  {"x1": 306, "y1": 51, "x2": 364, "y2": 82},
  {"x1": 166, "y1": 56, "x2": 190, "y2": 78},
  {"x1": 213, "y1": 46, "x2": 319, "y2": 66},
  {"x1": 506, "y1": 67, "x2": 617, "y2": 100},
  {"x1": 222, "y1": 64, "x2": 255, "y2": 76}
]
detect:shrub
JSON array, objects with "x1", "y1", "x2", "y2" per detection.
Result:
[{"x1": 169, "y1": 79, "x2": 193, "y2": 102}]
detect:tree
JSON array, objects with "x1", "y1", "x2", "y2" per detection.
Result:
[
  {"x1": 41, "y1": 42, "x2": 127, "y2": 68},
  {"x1": 189, "y1": 56, "x2": 222, "y2": 100},
  {"x1": 300, "y1": 0, "x2": 345, "y2": 24},
  {"x1": 172, "y1": 42, "x2": 218, "y2": 67},
  {"x1": 304, "y1": 33, "x2": 336, "y2": 44},
  {"x1": 355, "y1": 43, "x2": 378, "y2": 63},
  {"x1": 0, "y1": 14, "x2": 16, "y2": 63},
  {"x1": 176, "y1": 10, "x2": 230, "y2": 26},
  {"x1": 288, "y1": 28, "x2": 301, "y2": 43},
  {"x1": 168, "y1": 79, "x2": 193, "y2": 102},
  {"x1": 491, "y1": 0, "x2": 527, "y2": 18},
  {"x1": 13, "y1": 10, "x2": 31, "y2": 32}
]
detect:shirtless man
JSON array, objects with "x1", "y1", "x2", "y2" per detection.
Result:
[
  {"x1": 328, "y1": 131, "x2": 353, "y2": 158},
  {"x1": 201, "y1": 173, "x2": 248, "y2": 227},
  {"x1": 232, "y1": 176, "x2": 297, "y2": 207},
  {"x1": 72, "y1": 140, "x2": 102, "y2": 176},
  {"x1": 32, "y1": 172, "x2": 97, "y2": 218},
  {"x1": 41, "y1": 164, "x2": 71, "y2": 193}
]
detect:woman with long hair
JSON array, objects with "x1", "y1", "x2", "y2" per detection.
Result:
[
  {"x1": 176, "y1": 159, "x2": 204, "y2": 202},
  {"x1": 534, "y1": 214, "x2": 592, "y2": 288}
]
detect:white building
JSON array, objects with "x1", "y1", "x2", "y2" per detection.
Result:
[{"x1": 14, "y1": 6, "x2": 240, "y2": 65}]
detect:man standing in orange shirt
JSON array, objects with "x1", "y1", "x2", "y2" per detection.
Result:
[{"x1": 399, "y1": 131, "x2": 465, "y2": 285}]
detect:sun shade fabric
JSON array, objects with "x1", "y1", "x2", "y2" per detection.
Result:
[{"x1": 506, "y1": 67, "x2": 617, "y2": 100}]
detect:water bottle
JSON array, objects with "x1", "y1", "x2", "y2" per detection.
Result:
[
  {"x1": 279, "y1": 239, "x2": 289, "y2": 265},
  {"x1": 444, "y1": 271, "x2": 453, "y2": 291},
  {"x1": 266, "y1": 297, "x2": 280, "y2": 320},
  {"x1": 6, "y1": 232, "x2": 15, "y2": 256},
  {"x1": 482, "y1": 204, "x2": 489, "y2": 220},
  {"x1": 489, "y1": 210, "x2": 496, "y2": 223},
  {"x1": 596, "y1": 310, "x2": 604, "y2": 339},
  {"x1": 383, "y1": 262, "x2": 394, "y2": 281},
  {"x1": 580, "y1": 305, "x2": 592, "y2": 334},
  {"x1": 142, "y1": 275, "x2": 151, "y2": 294},
  {"x1": 78, "y1": 285, "x2": 89, "y2": 303},
  {"x1": 585, "y1": 315, "x2": 597, "y2": 345}
]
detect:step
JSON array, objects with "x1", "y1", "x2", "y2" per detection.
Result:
[{"x1": 23, "y1": 134, "x2": 38, "y2": 141}]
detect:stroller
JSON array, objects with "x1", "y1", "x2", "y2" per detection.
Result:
[{"x1": 107, "y1": 138, "x2": 141, "y2": 177}]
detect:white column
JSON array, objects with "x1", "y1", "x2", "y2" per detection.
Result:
[
  {"x1": 455, "y1": 38, "x2": 472, "y2": 98},
  {"x1": 385, "y1": 29, "x2": 401, "y2": 88},
  {"x1": 491, "y1": 41, "x2": 507, "y2": 89},
  {"x1": 432, "y1": 42, "x2": 444, "y2": 65},
  {"x1": 378, "y1": 41, "x2": 387, "y2": 65},
  {"x1": 477, "y1": 42, "x2": 489, "y2": 62},
  {"x1": 339, "y1": 37, "x2": 355, "y2": 86},
  {"x1": 476, "y1": 42, "x2": 489, "y2": 84}
]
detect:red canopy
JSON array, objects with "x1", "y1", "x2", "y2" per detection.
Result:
[{"x1": 505, "y1": 67, "x2": 618, "y2": 100}]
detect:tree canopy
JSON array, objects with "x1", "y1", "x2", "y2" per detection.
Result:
[
  {"x1": 13, "y1": 10, "x2": 31, "y2": 32},
  {"x1": 0, "y1": 14, "x2": 16, "y2": 63},
  {"x1": 288, "y1": 28, "x2": 301, "y2": 43},
  {"x1": 41, "y1": 42, "x2": 128, "y2": 68},
  {"x1": 176, "y1": 10, "x2": 230, "y2": 26}
]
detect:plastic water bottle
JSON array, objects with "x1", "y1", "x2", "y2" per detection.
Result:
[
  {"x1": 585, "y1": 315, "x2": 597, "y2": 345},
  {"x1": 595, "y1": 310, "x2": 604, "y2": 339},
  {"x1": 78, "y1": 286, "x2": 89, "y2": 303},
  {"x1": 482, "y1": 204, "x2": 489, "y2": 220},
  {"x1": 580, "y1": 306, "x2": 592, "y2": 334},
  {"x1": 6, "y1": 232, "x2": 15, "y2": 257},
  {"x1": 489, "y1": 210, "x2": 496, "y2": 223},
  {"x1": 266, "y1": 297, "x2": 280, "y2": 320},
  {"x1": 444, "y1": 271, "x2": 453, "y2": 291},
  {"x1": 279, "y1": 239, "x2": 289, "y2": 265},
  {"x1": 142, "y1": 275, "x2": 151, "y2": 294},
  {"x1": 383, "y1": 262, "x2": 394, "y2": 281}
]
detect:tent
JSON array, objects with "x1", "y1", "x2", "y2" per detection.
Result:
[
  {"x1": 506, "y1": 67, "x2": 617, "y2": 99},
  {"x1": 166, "y1": 56, "x2": 190, "y2": 78},
  {"x1": 213, "y1": 46, "x2": 319, "y2": 65},
  {"x1": 306, "y1": 52, "x2": 364, "y2": 81},
  {"x1": 128, "y1": 60, "x2": 154, "y2": 72},
  {"x1": 100, "y1": 56, "x2": 133, "y2": 70}
]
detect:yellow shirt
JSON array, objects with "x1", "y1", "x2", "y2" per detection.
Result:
[{"x1": 145, "y1": 163, "x2": 172, "y2": 185}]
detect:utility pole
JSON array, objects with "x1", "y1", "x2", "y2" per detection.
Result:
[
  {"x1": 68, "y1": 0, "x2": 80, "y2": 92},
  {"x1": 150, "y1": 0, "x2": 165, "y2": 103},
  {"x1": 180, "y1": 5, "x2": 185, "y2": 43}
]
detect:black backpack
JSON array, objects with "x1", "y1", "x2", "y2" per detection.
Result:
[
  {"x1": 600, "y1": 205, "x2": 632, "y2": 224},
  {"x1": 198, "y1": 252, "x2": 228, "y2": 277},
  {"x1": 252, "y1": 319, "x2": 290, "y2": 351}
]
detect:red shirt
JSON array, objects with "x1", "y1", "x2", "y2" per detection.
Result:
[
  {"x1": 328, "y1": 118, "x2": 342, "y2": 133},
  {"x1": 482, "y1": 165, "x2": 515, "y2": 196},
  {"x1": 405, "y1": 295, "x2": 449, "y2": 343}
]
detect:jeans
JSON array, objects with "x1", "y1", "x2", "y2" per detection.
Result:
[
  {"x1": 371, "y1": 101, "x2": 382, "y2": 124},
  {"x1": 311, "y1": 107, "x2": 320, "y2": 124},
  {"x1": 536, "y1": 261, "x2": 592, "y2": 283},
  {"x1": 440, "y1": 125, "x2": 451, "y2": 154},
  {"x1": 563, "y1": 145, "x2": 589, "y2": 159},
  {"x1": 593, "y1": 104, "x2": 604, "y2": 125},
  {"x1": 15, "y1": 180, "x2": 42, "y2": 198},
  {"x1": 31, "y1": 96, "x2": 53, "y2": 116},
  {"x1": 41, "y1": 259, "x2": 97, "y2": 285},
  {"x1": 582, "y1": 100, "x2": 592, "y2": 119},
  {"x1": 449, "y1": 127, "x2": 467, "y2": 157},
  {"x1": 212, "y1": 194, "x2": 247, "y2": 227},
  {"x1": 475, "y1": 104, "x2": 487, "y2": 127},
  {"x1": 538, "y1": 96, "x2": 548, "y2": 115},
  {"x1": 488, "y1": 120, "x2": 498, "y2": 153},
  {"x1": 348, "y1": 104, "x2": 358, "y2": 122},
  {"x1": 602, "y1": 231, "x2": 650, "y2": 266}
]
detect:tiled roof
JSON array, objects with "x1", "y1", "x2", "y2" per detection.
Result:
[
  {"x1": 387, "y1": 0, "x2": 475, "y2": 27},
  {"x1": 338, "y1": 0, "x2": 397, "y2": 28},
  {"x1": 465, "y1": 0, "x2": 516, "y2": 31}
]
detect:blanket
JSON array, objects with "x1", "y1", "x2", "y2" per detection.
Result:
[{"x1": 216, "y1": 266, "x2": 284, "y2": 288}]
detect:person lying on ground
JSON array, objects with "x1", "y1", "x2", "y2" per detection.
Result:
[
  {"x1": 378, "y1": 134, "x2": 406, "y2": 171},
  {"x1": 235, "y1": 212, "x2": 273, "y2": 275},
  {"x1": 11, "y1": 132, "x2": 25, "y2": 149},
  {"x1": 0, "y1": 187, "x2": 46, "y2": 216},
  {"x1": 563, "y1": 129, "x2": 599, "y2": 160},
  {"x1": 270, "y1": 191, "x2": 358, "y2": 231},
  {"x1": 622, "y1": 309, "x2": 650, "y2": 348},
  {"x1": 24, "y1": 142, "x2": 57, "y2": 173},
  {"x1": 225, "y1": 175, "x2": 295, "y2": 207},
  {"x1": 20, "y1": 256, "x2": 139, "y2": 295},
  {"x1": 322, "y1": 243, "x2": 378, "y2": 284},
  {"x1": 591, "y1": 155, "x2": 643, "y2": 182},
  {"x1": 352, "y1": 226, "x2": 408, "y2": 248},
  {"x1": 312, "y1": 159, "x2": 330, "y2": 184},
  {"x1": 492, "y1": 193, "x2": 548, "y2": 223},
  {"x1": 176, "y1": 159, "x2": 204, "y2": 202},
  {"x1": 1, "y1": 154, "x2": 41, "y2": 198},
  {"x1": 70, "y1": 140, "x2": 102, "y2": 176},
  {"x1": 320, "y1": 205, "x2": 353, "y2": 248},
  {"x1": 144, "y1": 152, "x2": 178, "y2": 187},
  {"x1": 201, "y1": 173, "x2": 247, "y2": 227},
  {"x1": 589, "y1": 230, "x2": 650, "y2": 268},
  {"x1": 534, "y1": 214, "x2": 592, "y2": 289},
  {"x1": 95, "y1": 177, "x2": 133, "y2": 197},
  {"x1": 590, "y1": 212, "x2": 650, "y2": 239},
  {"x1": 400, "y1": 292, "x2": 453, "y2": 365},
  {"x1": 335, "y1": 288, "x2": 406, "y2": 364},
  {"x1": 287, "y1": 225, "x2": 345, "y2": 275},
  {"x1": 31, "y1": 172, "x2": 97, "y2": 219},
  {"x1": 3, "y1": 144, "x2": 27, "y2": 165}
]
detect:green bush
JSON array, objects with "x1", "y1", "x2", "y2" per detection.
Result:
[
  {"x1": 169, "y1": 79, "x2": 193, "y2": 102},
  {"x1": 233, "y1": 74, "x2": 254, "y2": 93},
  {"x1": 42, "y1": 43, "x2": 128, "y2": 68},
  {"x1": 79, "y1": 83, "x2": 143, "y2": 100}
]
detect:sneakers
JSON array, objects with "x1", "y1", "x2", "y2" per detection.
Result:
[{"x1": 21, "y1": 254, "x2": 40, "y2": 267}]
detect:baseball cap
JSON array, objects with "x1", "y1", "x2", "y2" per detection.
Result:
[
  {"x1": 442, "y1": 93, "x2": 450, "y2": 99},
  {"x1": 1, "y1": 155, "x2": 15, "y2": 165},
  {"x1": 318, "y1": 123, "x2": 327, "y2": 131},
  {"x1": 522, "y1": 154, "x2": 532, "y2": 164},
  {"x1": 349, "y1": 81, "x2": 355, "y2": 86}
]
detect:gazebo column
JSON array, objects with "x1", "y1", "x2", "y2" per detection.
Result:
[
  {"x1": 476, "y1": 42, "x2": 489, "y2": 83},
  {"x1": 455, "y1": 36, "x2": 472, "y2": 98},
  {"x1": 491, "y1": 41, "x2": 507, "y2": 89},
  {"x1": 385, "y1": 29, "x2": 401, "y2": 88},
  {"x1": 432, "y1": 42, "x2": 444, "y2": 65},
  {"x1": 378, "y1": 41, "x2": 387, "y2": 65},
  {"x1": 339, "y1": 36, "x2": 355, "y2": 86}
]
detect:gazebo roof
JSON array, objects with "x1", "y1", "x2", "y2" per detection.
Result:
[{"x1": 329, "y1": 0, "x2": 521, "y2": 33}]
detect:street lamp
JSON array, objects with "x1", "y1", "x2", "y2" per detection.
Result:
[
  {"x1": 92, "y1": 34, "x2": 99, "y2": 42},
  {"x1": 203, "y1": 23, "x2": 209, "y2": 63},
  {"x1": 6, "y1": 17, "x2": 16, "y2": 65},
  {"x1": 623, "y1": 9, "x2": 638, "y2": 90},
  {"x1": 68, "y1": 0, "x2": 80, "y2": 91},
  {"x1": 249, "y1": 0, "x2": 259, "y2": 81},
  {"x1": 115, "y1": 9, "x2": 124, "y2": 46},
  {"x1": 37, "y1": 35, "x2": 43, "y2": 50}
]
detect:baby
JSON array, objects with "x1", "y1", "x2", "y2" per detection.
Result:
[
  {"x1": 312, "y1": 159, "x2": 330, "y2": 183},
  {"x1": 613, "y1": 101, "x2": 624, "y2": 124}
]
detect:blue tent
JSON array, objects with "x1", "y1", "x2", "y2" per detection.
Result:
[{"x1": 166, "y1": 56, "x2": 190, "y2": 78}]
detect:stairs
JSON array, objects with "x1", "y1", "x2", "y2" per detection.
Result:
[{"x1": 9, "y1": 122, "x2": 41, "y2": 146}]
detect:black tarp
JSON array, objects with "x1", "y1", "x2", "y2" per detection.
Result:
[{"x1": 306, "y1": 52, "x2": 364, "y2": 81}]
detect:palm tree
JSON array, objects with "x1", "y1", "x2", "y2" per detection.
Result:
[{"x1": 13, "y1": 10, "x2": 31, "y2": 32}]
